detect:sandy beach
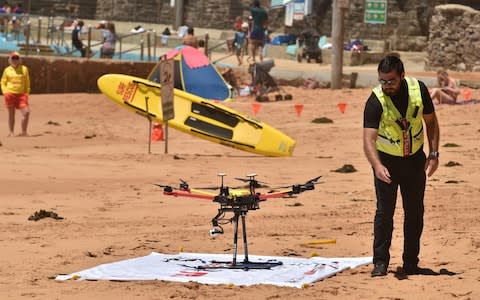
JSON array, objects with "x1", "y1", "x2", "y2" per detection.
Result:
[{"x1": 0, "y1": 81, "x2": 479, "y2": 299}]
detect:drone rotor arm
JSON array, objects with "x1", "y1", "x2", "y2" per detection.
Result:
[
  {"x1": 258, "y1": 190, "x2": 292, "y2": 200},
  {"x1": 164, "y1": 190, "x2": 215, "y2": 200}
]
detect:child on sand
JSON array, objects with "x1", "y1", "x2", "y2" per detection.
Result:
[{"x1": 233, "y1": 22, "x2": 249, "y2": 66}]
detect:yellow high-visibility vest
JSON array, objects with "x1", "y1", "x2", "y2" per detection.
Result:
[{"x1": 373, "y1": 77, "x2": 424, "y2": 157}]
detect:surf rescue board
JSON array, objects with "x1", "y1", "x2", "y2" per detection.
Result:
[{"x1": 97, "y1": 74, "x2": 295, "y2": 156}]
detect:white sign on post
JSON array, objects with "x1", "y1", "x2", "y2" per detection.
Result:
[
  {"x1": 160, "y1": 58, "x2": 175, "y2": 154},
  {"x1": 160, "y1": 59, "x2": 175, "y2": 121}
]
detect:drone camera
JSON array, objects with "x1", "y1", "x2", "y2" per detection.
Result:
[
  {"x1": 179, "y1": 182, "x2": 189, "y2": 191},
  {"x1": 163, "y1": 186, "x2": 173, "y2": 193},
  {"x1": 209, "y1": 227, "x2": 224, "y2": 237}
]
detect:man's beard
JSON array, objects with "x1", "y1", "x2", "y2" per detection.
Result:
[{"x1": 382, "y1": 87, "x2": 398, "y2": 97}]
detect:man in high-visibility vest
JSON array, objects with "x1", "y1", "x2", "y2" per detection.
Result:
[{"x1": 363, "y1": 55, "x2": 440, "y2": 277}]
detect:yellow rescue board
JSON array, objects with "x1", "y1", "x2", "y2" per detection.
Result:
[{"x1": 97, "y1": 74, "x2": 296, "y2": 157}]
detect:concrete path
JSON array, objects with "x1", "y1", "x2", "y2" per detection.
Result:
[{"x1": 209, "y1": 50, "x2": 436, "y2": 88}]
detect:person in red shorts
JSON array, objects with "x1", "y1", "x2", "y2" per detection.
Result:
[{"x1": 1, "y1": 51, "x2": 31, "y2": 136}]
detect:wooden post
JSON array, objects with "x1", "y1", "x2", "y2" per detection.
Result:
[
  {"x1": 204, "y1": 33, "x2": 209, "y2": 57},
  {"x1": 174, "y1": 0, "x2": 184, "y2": 30},
  {"x1": 331, "y1": 0, "x2": 348, "y2": 89},
  {"x1": 145, "y1": 96, "x2": 152, "y2": 154},
  {"x1": 119, "y1": 37, "x2": 122, "y2": 60},
  {"x1": 147, "y1": 31, "x2": 152, "y2": 61},
  {"x1": 87, "y1": 26, "x2": 92, "y2": 59},
  {"x1": 25, "y1": 22, "x2": 31, "y2": 56},
  {"x1": 37, "y1": 17, "x2": 41, "y2": 44},
  {"x1": 152, "y1": 30, "x2": 157, "y2": 59}
]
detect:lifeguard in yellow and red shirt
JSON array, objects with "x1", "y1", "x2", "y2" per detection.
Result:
[{"x1": 1, "y1": 51, "x2": 31, "y2": 136}]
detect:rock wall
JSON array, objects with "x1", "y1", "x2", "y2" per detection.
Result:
[
  {"x1": 426, "y1": 4, "x2": 480, "y2": 71},
  {"x1": 28, "y1": 0, "x2": 97, "y2": 19},
  {"x1": 28, "y1": 0, "x2": 480, "y2": 54},
  {"x1": 27, "y1": 0, "x2": 453, "y2": 51},
  {"x1": 0, "y1": 56, "x2": 156, "y2": 93}
]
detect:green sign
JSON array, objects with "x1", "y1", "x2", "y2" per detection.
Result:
[{"x1": 364, "y1": 0, "x2": 387, "y2": 24}]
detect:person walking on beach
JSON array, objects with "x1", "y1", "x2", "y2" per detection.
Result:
[
  {"x1": 99, "y1": 22, "x2": 117, "y2": 59},
  {"x1": 363, "y1": 55, "x2": 440, "y2": 277},
  {"x1": 1, "y1": 51, "x2": 31, "y2": 137},
  {"x1": 249, "y1": 0, "x2": 268, "y2": 62},
  {"x1": 72, "y1": 20, "x2": 86, "y2": 57},
  {"x1": 233, "y1": 22, "x2": 248, "y2": 65}
]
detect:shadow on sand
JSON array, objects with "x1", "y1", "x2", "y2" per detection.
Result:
[{"x1": 393, "y1": 266, "x2": 460, "y2": 280}]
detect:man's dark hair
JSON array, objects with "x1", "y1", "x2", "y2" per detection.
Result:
[
  {"x1": 253, "y1": 0, "x2": 260, "y2": 7},
  {"x1": 187, "y1": 27, "x2": 194, "y2": 35},
  {"x1": 378, "y1": 55, "x2": 404, "y2": 74}
]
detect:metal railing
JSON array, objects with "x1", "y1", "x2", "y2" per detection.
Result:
[
  {"x1": 0, "y1": 13, "x2": 159, "y2": 61},
  {"x1": 1, "y1": 13, "x2": 230, "y2": 63}
]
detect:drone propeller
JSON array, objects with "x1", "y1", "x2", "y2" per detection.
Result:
[
  {"x1": 152, "y1": 183, "x2": 176, "y2": 193},
  {"x1": 153, "y1": 178, "x2": 191, "y2": 193},
  {"x1": 233, "y1": 174, "x2": 269, "y2": 188},
  {"x1": 271, "y1": 176, "x2": 322, "y2": 190}
]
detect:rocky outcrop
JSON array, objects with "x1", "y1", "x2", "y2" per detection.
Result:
[{"x1": 426, "y1": 4, "x2": 480, "y2": 71}]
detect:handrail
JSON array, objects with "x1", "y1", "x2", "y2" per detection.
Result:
[
  {"x1": 52, "y1": 27, "x2": 155, "y2": 60},
  {"x1": 0, "y1": 14, "x2": 158, "y2": 61}
]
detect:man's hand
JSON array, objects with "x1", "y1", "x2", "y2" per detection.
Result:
[
  {"x1": 374, "y1": 164, "x2": 392, "y2": 184},
  {"x1": 425, "y1": 157, "x2": 439, "y2": 177}
]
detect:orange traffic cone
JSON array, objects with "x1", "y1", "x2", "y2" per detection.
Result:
[
  {"x1": 252, "y1": 103, "x2": 262, "y2": 116},
  {"x1": 294, "y1": 104, "x2": 304, "y2": 117},
  {"x1": 463, "y1": 88, "x2": 472, "y2": 101},
  {"x1": 151, "y1": 124, "x2": 164, "y2": 141},
  {"x1": 337, "y1": 102, "x2": 347, "y2": 114}
]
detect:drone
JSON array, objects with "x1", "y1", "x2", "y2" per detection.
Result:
[{"x1": 156, "y1": 173, "x2": 321, "y2": 270}]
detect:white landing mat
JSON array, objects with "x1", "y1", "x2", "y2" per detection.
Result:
[{"x1": 56, "y1": 252, "x2": 372, "y2": 288}]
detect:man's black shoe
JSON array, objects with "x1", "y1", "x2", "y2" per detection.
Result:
[
  {"x1": 371, "y1": 262, "x2": 387, "y2": 277},
  {"x1": 403, "y1": 265, "x2": 420, "y2": 275}
]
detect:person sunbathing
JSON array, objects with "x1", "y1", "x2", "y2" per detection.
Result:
[{"x1": 430, "y1": 69, "x2": 460, "y2": 104}]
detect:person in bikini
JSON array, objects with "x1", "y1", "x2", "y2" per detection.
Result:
[{"x1": 430, "y1": 69, "x2": 460, "y2": 104}]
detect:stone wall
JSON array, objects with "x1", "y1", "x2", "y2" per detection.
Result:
[
  {"x1": 27, "y1": 0, "x2": 448, "y2": 50},
  {"x1": 28, "y1": 0, "x2": 97, "y2": 19},
  {"x1": 0, "y1": 55, "x2": 156, "y2": 93},
  {"x1": 426, "y1": 4, "x2": 480, "y2": 71},
  {"x1": 27, "y1": 0, "x2": 480, "y2": 53}
]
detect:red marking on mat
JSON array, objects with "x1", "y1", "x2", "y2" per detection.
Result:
[
  {"x1": 174, "y1": 271, "x2": 208, "y2": 277},
  {"x1": 304, "y1": 268, "x2": 317, "y2": 275}
]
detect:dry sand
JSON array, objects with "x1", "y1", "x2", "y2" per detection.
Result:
[{"x1": 0, "y1": 84, "x2": 479, "y2": 299}]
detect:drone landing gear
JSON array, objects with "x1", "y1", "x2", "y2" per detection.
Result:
[{"x1": 199, "y1": 212, "x2": 282, "y2": 270}]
